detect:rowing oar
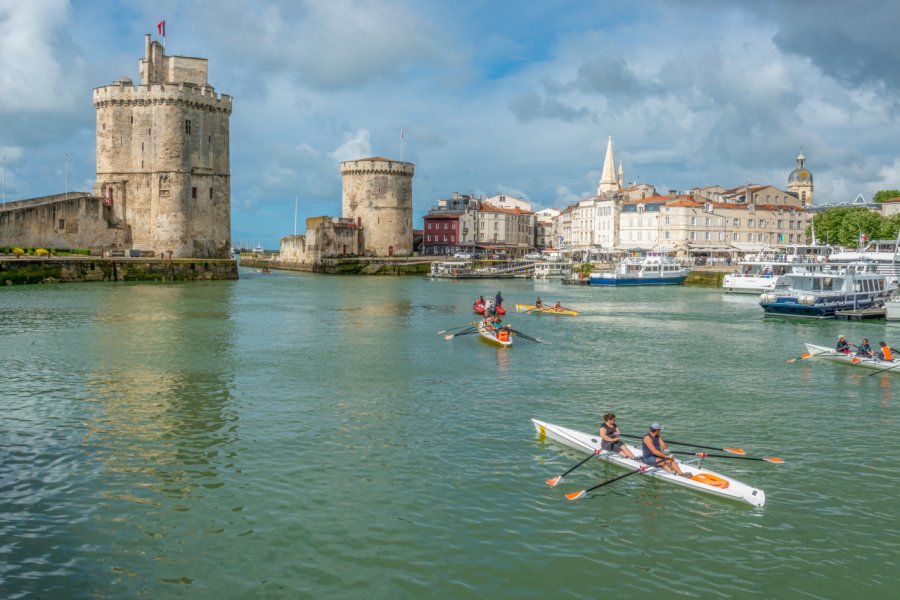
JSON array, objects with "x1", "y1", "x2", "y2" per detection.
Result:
[
  {"x1": 510, "y1": 328, "x2": 543, "y2": 343},
  {"x1": 444, "y1": 326, "x2": 477, "y2": 340},
  {"x1": 867, "y1": 359, "x2": 900, "y2": 376},
  {"x1": 438, "y1": 323, "x2": 475, "y2": 334},
  {"x1": 667, "y1": 450, "x2": 784, "y2": 463},
  {"x1": 546, "y1": 449, "x2": 601, "y2": 487},
  {"x1": 565, "y1": 466, "x2": 653, "y2": 500},
  {"x1": 619, "y1": 434, "x2": 745, "y2": 455}
]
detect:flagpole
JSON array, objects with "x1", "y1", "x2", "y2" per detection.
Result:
[
  {"x1": 400, "y1": 130, "x2": 404, "y2": 162},
  {"x1": 294, "y1": 196, "x2": 298, "y2": 235}
]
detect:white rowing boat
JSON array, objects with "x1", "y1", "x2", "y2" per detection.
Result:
[
  {"x1": 804, "y1": 343, "x2": 900, "y2": 374},
  {"x1": 532, "y1": 419, "x2": 766, "y2": 507},
  {"x1": 478, "y1": 323, "x2": 513, "y2": 347}
]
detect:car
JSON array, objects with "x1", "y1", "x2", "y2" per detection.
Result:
[
  {"x1": 523, "y1": 252, "x2": 541, "y2": 260},
  {"x1": 452, "y1": 252, "x2": 473, "y2": 259}
]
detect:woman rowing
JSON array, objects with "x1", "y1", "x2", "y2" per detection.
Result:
[
  {"x1": 642, "y1": 423, "x2": 689, "y2": 477},
  {"x1": 856, "y1": 338, "x2": 874, "y2": 358},
  {"x1": 535, "y1": 297, "x2": 543, "y2": 308},
  {"x1": 599, "y1": 413, "x2": 634, "y2": 459}
]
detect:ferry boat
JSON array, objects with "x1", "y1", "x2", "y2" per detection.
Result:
[
  {"x1": 589, "y1": 252, "x2": 690, "y2": 286},
  {"x1": 759, "y1": 262, "x2": 895, "y2": 318},
  {"x1": 722, "y1": 245, "x2": 835, "y2": 294},
  {"x1": 533, "y1": 260, "x2": 573, "y2": 279},
  {"x1": 828, "y1": 239, "x2": 900, "y2": 286}
]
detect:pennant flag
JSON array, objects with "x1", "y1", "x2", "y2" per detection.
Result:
[{"x1": 157, "y1": 20, "x2": 166, "y2": 37}]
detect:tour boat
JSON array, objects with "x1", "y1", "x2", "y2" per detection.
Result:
[
  {"x1": 828, "y1": 239, "x2": 900, "y2": 286},
  {"x1": 886, "y1": 295, "x2": 900, "y2": 322},
  {"x1": 759, "y1": 262, "x2": 894, "y2": 318},
  {"x1": 802, "y1": 343, "x2": 900, "y2": 374},
  {"x1": 478, "y1": 323, "x2": 513, "y2": 347},
  {"x1": 533, "y1": 260, "x2": 574, "y2": 279},
  {"x1": 514, "y1": 303, "x2": 578, "y2": 316},
  {"x1": 723, "y1": 245, "x2": 835, "y2": 294},
  {"x1": 589, "y1": 252, "x2": 690, "y2": 286},
  {"x1": 532, "y1": 419, "x2": 766, "y2": 507}
]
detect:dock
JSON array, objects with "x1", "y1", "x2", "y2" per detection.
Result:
[{"x1": 835, "y1": 307, "x2": 886, "y2": 321}]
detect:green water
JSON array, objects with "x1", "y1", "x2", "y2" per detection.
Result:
[{"x1": 1, "y1": 271, "x2": 898, "y2": 598}]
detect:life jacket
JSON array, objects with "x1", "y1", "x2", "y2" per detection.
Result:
[
  {"x1": 498, "y1": 330, "x2": 510, "y2": 342},
  {"x1": 883, "y1": 345, "x2": 894, "y2": 361}
]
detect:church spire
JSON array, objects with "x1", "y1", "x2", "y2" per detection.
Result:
[{"x1": 597, "y1": 136, "x2": 619, "y2": 196}]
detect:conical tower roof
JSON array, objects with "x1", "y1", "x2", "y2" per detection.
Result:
[{"x1": 597, "y1": 136, "x2": 619, "y2": 195}]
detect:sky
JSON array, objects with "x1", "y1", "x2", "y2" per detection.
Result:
[{"x1": 3, "y1": 0, "x2": 900, "y2": 249}]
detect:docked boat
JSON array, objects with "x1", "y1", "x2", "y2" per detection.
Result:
[
  {"x1": 533, "y1": 260, "x2": 574, "y2": 279},
  {"x1": 802, "y1": 343, "x2": 900, "y2": 374},
  {"x1": 886, "y1": 295, "x2": 900, "y2": 322},
  {"x1": 759, "y1": 262, "x2": 895, "y2": 318},
  {"x1": 515, "y1": 303, "x2": 578, "y2": 316},
  {"x1": 532, "y1": 419, "x2": 765, "y2": 507},
  {"x1": 828, "y1": 239, "x2": 900, "y2": 286},
  {"x1": 589, "y1": 252, "x2": 690, "y2": 286},
  {"x1": 723, "y1": 244, "x2": 835, "y2": 294},
  {"x1": 478, "y1": 323, "x2": 513, "y2": 347}
]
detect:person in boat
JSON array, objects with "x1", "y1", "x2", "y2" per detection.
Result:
[
  {"x1": 877, "y1": 341, "x2": 894, "y2": 362},
  {"x1": 535, "y1": 297, "x2": 543, "y2": 308},
  {"x1": 495, "y1": 291, "x2": 504, "y2": 308},
  {"x1": 835, "y1": 335, "x2": 851, "y2": 354},
  {"x1": 856, "y1": 338, "x2": 874, "y2": 358},
  {"x1": 599, "y1": 413, "x2": 635, "y2": 459},
  {"x1": 476, "y1": 295, "x2": 485, "y2": 306},
  {"x1": 642, "y1": 423, "x2": 688, "y2": 477},
  {"x1": 553, "y1": 301, "x2": 562, "y2": 310}
]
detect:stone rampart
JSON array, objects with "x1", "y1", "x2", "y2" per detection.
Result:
[
  {"x1": 93, "y1": 83, "x2": 232, "y2": 113},
  {"x1": 0, "y1": 257, "x2": 238, "y2": 285}
]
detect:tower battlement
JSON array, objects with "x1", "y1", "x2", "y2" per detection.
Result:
[
  {"x1": 340, "y1": 157, "x2": 414, "y2": 177},
  {"x1": 93, "y1": 83, "x2": 232, "y2": 113}
]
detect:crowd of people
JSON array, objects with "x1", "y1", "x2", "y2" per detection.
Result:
[{"x1": 835, "y1": 335, "x2": 894, "y2": 361}]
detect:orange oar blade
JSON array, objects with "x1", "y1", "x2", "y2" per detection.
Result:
[
  {"x1": 724, "y1": 447, "x2": 746, "y2": 455},
  {"x1": 851, "y1": 358, "x2": 861, "y2": 363},
  {"x1": 546, "y1": 476, "x2": 562, "y2": 487},
  {"x1": 565, "y1": 490, "x2": 587, "y2": 501},
  {"x1": 764, "y1": 457, "x2": 784, "y2": 464}
]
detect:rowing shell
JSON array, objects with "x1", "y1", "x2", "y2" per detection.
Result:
[
  {"x1": 515, "y1": 303, "x2": 578, "y2": 316},
  {"x1": 478, "y1": 324, "x2": 513, "y2": 347},
  {"x1": 532, "y1": 419, "x2": 765, "y2": 507},
  {"x1": 804, "y1": 343, "x2": 900, "y2": 374}
]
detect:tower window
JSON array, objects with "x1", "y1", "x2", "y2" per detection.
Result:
[
  {"x1": 130, "y1": 116, "x2": 133, "y2": 124},
  {"x1": 185, "y1": 120, "x2": 192, "y2": 134},
  {"x1": 209, "y1": 188, "x2": 213, "y2": 199},
  {"x1": 58, "y1": 219, "x2": 65, "y2": 230},
  {"x1": 192, "y1": 187, "x2": 197, "y2": 199}
]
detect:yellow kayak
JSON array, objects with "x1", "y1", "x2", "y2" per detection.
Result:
[{"x1": 515, "y1": 303, "x2": 578, "y2": 316}]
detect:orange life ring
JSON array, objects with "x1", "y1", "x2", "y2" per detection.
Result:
[{"x1": 690, "y1": 472, "x2": 730, "y2": 489}]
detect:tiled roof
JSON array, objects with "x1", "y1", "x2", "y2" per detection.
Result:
[{"x1": 479, "y1": 202, "x2": 533, "y2": 215}]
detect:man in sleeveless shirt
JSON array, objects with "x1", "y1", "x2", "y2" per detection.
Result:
[
  {"x1": 642, "y1": 423, "x2": 689, "y2": 477},
  {"x1": 599, "y1": 413, "x2": 634, "y2": 459}
]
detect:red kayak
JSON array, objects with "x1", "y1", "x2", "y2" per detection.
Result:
[
  {"x1": 473, "y1": 302, "x2": 485, "y2": 315},
  {"x1": 496, "y1": 306, "x2": 506, "y2": 315}
]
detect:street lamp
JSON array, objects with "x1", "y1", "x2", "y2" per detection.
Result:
[{"x1": 65, "y1": 154, "x2": 68, "y2": 201}]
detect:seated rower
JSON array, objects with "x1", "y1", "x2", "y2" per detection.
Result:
[
  {"x1": 857, "y1": 338, "x2": 874, "y2": 358},
  {"x1": 835, "y1": 335, "x2": 850, "y2": 354},
  {"x1": 642, "y1": 423, "x2": 688, "y2": 477},
  {"x1": 535, "y1": 297, "x2": 543, "y2": 308},
  {"x1": 553, "y1": 301, "x2": 562, "y2": 310},
  {"x1": 877, "y1": 341, "x2": 894, "y2": 362},
  {"x1": 599, "y1": 413, "x2": 635, "y2": 459}
]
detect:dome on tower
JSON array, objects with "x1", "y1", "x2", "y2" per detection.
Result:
[{"x1": 788, "y1": 152, "x2": 812, "y2": 184}]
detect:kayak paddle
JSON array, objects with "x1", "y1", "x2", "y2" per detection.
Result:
[
  {"x1": 668, "y1": 450, "x2": 784, "y2": 463},
  {"x1": 546, "y1": 449, "x2": 601, "y2": 486},
  {"x1": 619, "y1": 434, "x2": 745, "y2": 455},
  {"x1": 565, "y1": 466, "x2": 653, "y2": 500}
]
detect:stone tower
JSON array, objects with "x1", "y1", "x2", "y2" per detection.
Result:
[
  {"x1": 787, "y1": 151, "x2": 814, "y2": 206},
  {"x1": 340, "y1": 157, "x2": 414, "y2": 256},
  {"x1": 92, "y1": 34, "x2": 232, "y2": 258},
  {"x1": 597, "y1": 136, "x2": 619, "y2": 196}
]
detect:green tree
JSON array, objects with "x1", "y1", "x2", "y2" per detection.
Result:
[
  {"x1": 872, "y1": 189, "x2": 900, "y2": 203},
  {"x1": 810, "y1": 207, "x2": 900, "y2": 248}
]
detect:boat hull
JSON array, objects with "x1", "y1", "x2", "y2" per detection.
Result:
[
  {"x1": 803, "y1": 343, "x2": 900, "y2": 374},
  {"x1": 760, "y1": 296, "x2": 882, "y2": 318},
  {"x1": 514, "y1": 303, "x2": 578, "y2": 316},
  {"x1": 532, "y1": 419, "x2": 765, "y2": 507},
  {"x1": 478, "y1": 325, "x2": 513, "y2": 347},
  {"x1": 589, "y1": 275, "x2": 688, "y2": 286}
]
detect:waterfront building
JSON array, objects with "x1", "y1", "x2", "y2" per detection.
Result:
[
  {"x1": 423, "y1": 211, "x2": 463, "y2": 256},
  {"x1": 474, "y1": 202, "x2": 534, "y2": 257},
  {"x1": 481, "y1": 194, "x2": 532, "y2": 212},
  {"x1": 1, "y1": 34, "x2": 233, "y2": 258},
  {"x1": 881, "y1": 197, "x2": 900, "y2": 217},
  {"x1": 534, "y1": 208, "x2": 560, "y2": 250}
]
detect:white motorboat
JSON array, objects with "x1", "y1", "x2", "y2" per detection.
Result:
[
  {"x1": 829, "y1": 239, "x2": 900, "y2": 286},
  {"x1": 759, "y1": 262, "x2": 895, "y2": 318},
  {"x1": 532, "y1": 419, "x2": 766, "y2": 507},
  {"x1": 886, "y1": 295, "x2": 900, "y2": 322},
  {"x1": 723, "y1": 244, "x2": 835, "y2": 294},
  {"x1": 802, "y1": 343, "x2": 900, "y2": 374},
  {"x1": 589, "y1": 252, "x2": 690, "y2": 286},
  {"x1": 532, "y1": 260, "x2": 573, "y2": 279}
]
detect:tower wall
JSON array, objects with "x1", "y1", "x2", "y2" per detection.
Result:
[
  {"x1": 340, "y1": 158, "x2": 414, "y2": 256},
  {"x1": 92, "y1": 41, "x2": 232, "y2": 258}
]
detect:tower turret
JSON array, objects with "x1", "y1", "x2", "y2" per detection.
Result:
[
  {"x1": 340, "y1": 157, "x2": 414, "y2": 256},
  {"x1": 787, "y1": 151, "x2": 814, "y2": 206}
]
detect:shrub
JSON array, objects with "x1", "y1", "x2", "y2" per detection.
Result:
[
  {"x1": 12, "y1": 247, "x2": 24, "y2": 256},
  {"x1": 34, "y1": 248, "x2": 50, "y2": 256}
]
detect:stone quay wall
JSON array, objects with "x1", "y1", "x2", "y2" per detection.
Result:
[{"x1": 0, "y1": 257, "x2": 238, "y2": 285}]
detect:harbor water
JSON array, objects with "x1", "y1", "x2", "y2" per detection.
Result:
[{"x1": 1, "y1": 271, "x2": 898, "y2": 598}]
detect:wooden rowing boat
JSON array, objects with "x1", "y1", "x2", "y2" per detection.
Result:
[
  {"x1": 478, "y1": 323, "x2": 513, "y2": 347},
  {"x1": 804, "y1": 343, "x2": 900, "y2": 374},
  {"x1": 532, "y1": 419, "x2": 765, "y2": 507},
  {"x1": 515, "y1": 303, "x2": 577, "y2": 316}
]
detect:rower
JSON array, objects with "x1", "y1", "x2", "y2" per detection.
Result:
[
  {"x1": 535, "y1": 297, "x2": 543, "y2": 308},
  {"x1": 553, "y1": 301, "x2": 562, "y2": 310},
  {"x1": 856, "y1": 338, "x2": 874, "y2": 358},
  {"x1": 877, "y1": 341, "x2": 894, "y2": 362},
  {"x1": 835, "y1": 335, "x2": 850, "y2": 354},
  {"x1": 599, "y1": 413, "x2": 635, "y2": 459},
  {"x1": 642, "y1": 423, "x2": 688, "y2": 477}
]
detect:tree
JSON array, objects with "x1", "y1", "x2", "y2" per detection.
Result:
[
  {"x1": 810, "y1": 207, "x2": 900, "y2": 248},
  {"x1": 872, "y1": 189, "x2": 900, "y2": 203}
]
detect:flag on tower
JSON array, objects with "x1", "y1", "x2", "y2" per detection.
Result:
[{"x1": 157, "y1": 20, "x2": 166, "y2": 37}]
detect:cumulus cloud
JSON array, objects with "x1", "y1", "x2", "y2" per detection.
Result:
[{"x1": 330, "y1": 129, "x2": 373, "y2": 162}]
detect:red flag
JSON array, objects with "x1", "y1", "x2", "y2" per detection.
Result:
[{"x1": 157, "y1": 20, "x2": 166, "y2": 36}]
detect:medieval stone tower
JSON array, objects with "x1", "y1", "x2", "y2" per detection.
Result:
[
  {"x1": 340, "y1": 157, "x2": 414, "y2": 256},
  {"x1": 92, "y1": 34, "x2": 232, "y2": 258}
]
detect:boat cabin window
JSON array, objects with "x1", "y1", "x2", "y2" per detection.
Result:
[{"x1": 822, "y1": 277, "x2": 833, "y2": 291}]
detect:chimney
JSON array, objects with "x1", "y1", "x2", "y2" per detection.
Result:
[{"x1": 144, "y1": 34, "x2": 151, "y2": 61}]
